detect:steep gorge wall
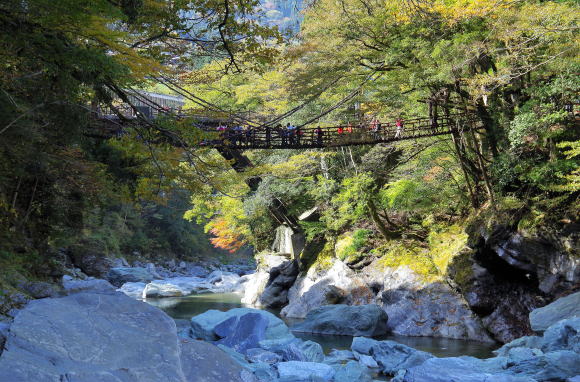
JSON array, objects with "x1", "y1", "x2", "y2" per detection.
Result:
[{"x1": 245, "y1": 215, "x2": 579, "y2": 344}]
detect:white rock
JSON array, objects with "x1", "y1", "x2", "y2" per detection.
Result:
[{"x1": 118, "y1": 282, "x2": 147, "y2": 299}]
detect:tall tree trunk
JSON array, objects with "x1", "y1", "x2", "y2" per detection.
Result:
[{"x1": 368, "y1": 199, "x2": 400, "y2": 240}]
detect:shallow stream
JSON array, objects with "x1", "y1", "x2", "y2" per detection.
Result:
[{"x1": 145, "y1": 293, "x2": 498, "y2": 358}]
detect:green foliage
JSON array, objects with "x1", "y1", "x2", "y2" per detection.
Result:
[
  {"x1": 335, "y1": 229, "x2": 371, "y2": 262},
  {"x1": 553, "y1": 141, "x2": 580, "y2": 192}
]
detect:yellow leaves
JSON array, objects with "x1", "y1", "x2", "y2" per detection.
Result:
[{"x1": 431, "y1": 0, "x2": 510, "y2": 23}]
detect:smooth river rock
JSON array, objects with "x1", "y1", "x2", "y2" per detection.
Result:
[
  {"x1": 276, "y1": 361, "x2": 335, "y2": 381},
  {"x1": 118, "y1": 281, "x2": 147, "y2": 299},
  {"x1": 62, "y1": 277, "x2": 116, "y2": 295},
  {"x1": 179, "y1": 339, "x2": 246, "y2": 381},
  {"x1": 395, "y1": 316, "x2": 580, "y2": 382},
  {"x1": 393, "y1": 356, "x2": 537, "y2": 382},
  {"x1": 0, "y1": 292, "x2": 184, "y2": 381},
  {"x1": 0, "y1": 292, "x2": 249, "y2": 382},
  {"x1": 281, "y1": 260, "x2": 365, "y2": 319},
  {"x1": 529, "y1": 291, "x2": 580, "y2": 332},
  {"x1": 106, "y1": 267, "x2": 155, "y2": 287},
  {"x1": 351, "y1": 337, "x2": 434, "y2": 376},
  {"x1": 292, "y1": 304, "x2": 388, "y2": 336},
  {"x1": 333, "y1": 360, "x2": 373, "y2": 382},
  {"x1": 190, "y1": 308, "x2": 294, "y2": 344},
  {"x1": 216, "y1": 313, "x2": 269, "y2": 353}
]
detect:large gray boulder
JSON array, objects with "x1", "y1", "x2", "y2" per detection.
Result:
[
  {"x1": 351, "y1": 337, "x2": 433, "y2": 376},
  {"x1": 106, "y1": 267, "x2": 155, "y2": 287},
  {"x1": 506, "y1": 350, "x2": 580, "y2": 381},
  {"x1": 530, "y1": 292, "x2": 580, "y2": 332},
  {"x1": 334, "y1": 360, "x2": 373, "y2": 382},
  {"x1": 281, "y1": 260, "x2": 369, "y2": 319},
  {"x1": 540, "y1": 317, "x2": 580, "y2": 353},
  {"x1": 0, "y1": 292, "x2": 185, "y2": 381},
  {"x1": 215, "y1": 313, "x2": 269, "y2": 353},
  {"x1": 62, "y1": 277, "x2": 116, "y2": 295},
  {"x1": 292, "y1": 304, "x2": 388, "y2": 336},
  {"x1": 179, "y1": 339, "x2": 245, "y2": 381},
  {"x1": 371, "y1": 266, "x2": 492, "y2": 342},
  {"x1": 276, "y1": 361, "x2": 335, "y2": 381},
  {"x1": 494, "y1": 335, "x2": 543, "y2": 357},
  {"x1": 190, "y1": 308, "x2": 294, "y2": 344},
  {"x1": 393, "y1": 356, "x2": 536, "y2": 382},
  {"x1": 143, "y1": 282, "x2": 185, "y2": 298},
  {"x1": 118, "y1": 282, "x2": 147, "y2": 299},
  {"x1": 258, "y1": 259, "x2": 299, "y2": 308}
]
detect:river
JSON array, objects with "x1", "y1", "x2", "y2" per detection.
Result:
[{"x1": 145, "y1": 292, "x2": 498, "y2": 358}]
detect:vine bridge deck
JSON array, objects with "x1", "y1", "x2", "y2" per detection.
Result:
[{"x1": 198, "y1": 114, "x2": 474, "y2": 150}]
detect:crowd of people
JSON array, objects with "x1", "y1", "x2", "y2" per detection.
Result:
[{"x1": 211, "y1": 116, "x2": 412, "y2": 147}]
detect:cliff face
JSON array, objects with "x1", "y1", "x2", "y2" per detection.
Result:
[
  {"x1": 449, "y1": 219, "x2": 580, "y2": 343},
  {"x1": 244, "y1": 213, "x2": 579, "y2": 344}
]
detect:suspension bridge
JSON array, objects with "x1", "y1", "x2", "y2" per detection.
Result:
[
  {"x1": 93, "y1": 88, "x2": 477, "y2": 150},
  {"x1": 91, "y1": 85, "x2": 479, "y2": 257}
]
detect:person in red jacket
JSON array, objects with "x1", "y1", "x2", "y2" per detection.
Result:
[{"x1": 395, "y1": 118, "x2": 404, "y2": 138}]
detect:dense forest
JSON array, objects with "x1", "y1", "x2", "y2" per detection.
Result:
[{"x1": 0, "y1": 0, "x2": 578, "y2": 299}]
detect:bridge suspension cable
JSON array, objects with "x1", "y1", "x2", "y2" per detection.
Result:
[
  {"x1": 296, "y1": 71, "x2": 382, "y2": 128},
  {"x1": 154, "y1": 75, "x2": 262, "y2": 127}
]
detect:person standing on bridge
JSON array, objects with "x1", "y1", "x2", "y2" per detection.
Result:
[
  {"x1": 287, "y1": 123, "x2": 296, "y2": 145},
  {"x1": 315, "y1": 126, "x2": 323, "y2": 146},
  {"x1": 347, "y1": 121, "x2": 353, "y2": 133},
  {"x1": 279, "y1": 124, "x2": 287, "y2": 145},
  {"x1": 337, "y1": 125, "x2": 344, "y2": 135},
  {"x1": 395, "y1": 118, "x2": 404, "y2": 138},
  {"x1": 234, "y1": 124, "x2": 243, "y2": 145},
  {"x1": 296, "y1": 125, "x2": 303, "y2": 145},
  {"x1": 370, "y1": 117, "x2": 381, "y2": 139},
  {"x1": 244, "y1": 125, "x2": 252, "y2": 146},
  {"x1": 265, "y1": 125, "x2": 271, "y2": 145}
]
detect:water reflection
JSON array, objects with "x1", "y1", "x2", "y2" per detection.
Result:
[
  {"x1": 145, "y1": 293, "x2": 498, "y2": 359},
  {"x1": 145, "y1": 293, "x2": 244, "y2": 318}
]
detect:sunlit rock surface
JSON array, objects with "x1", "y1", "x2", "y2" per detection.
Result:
[
  {"x1": 529, "y1": 291, "x2": 580, "y2": 332},
  {"x1": 0, "y1": 292, "x2": 247, "y2": 382},
  {"x1": 242, "y1": 253, "x2": 299, "y2": 308},
  {"x1": 0, "y1": 292, "x2": 185, "y2": 381},
  {"x1": 292, "y1": 304, "x2": 388, "y2": 336},
  {"x1": 281, "y1": 258, "x2": 491, "y2": 341}
]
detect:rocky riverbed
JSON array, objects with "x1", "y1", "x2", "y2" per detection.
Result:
[{"x1": 0, "y1": 274, "x2": 579, "y2": 381}]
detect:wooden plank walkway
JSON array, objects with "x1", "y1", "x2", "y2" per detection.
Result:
[
  {"x1": 93, "y1": 109, "x2": 476, "y2": 149},
  {"x1": 198, "y1": 114, "x2": 474, "y2": 149}
]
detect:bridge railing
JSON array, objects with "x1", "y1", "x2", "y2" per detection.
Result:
[{"x1": 199, "y1": 114, "x2": 471, "y2": 148}]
